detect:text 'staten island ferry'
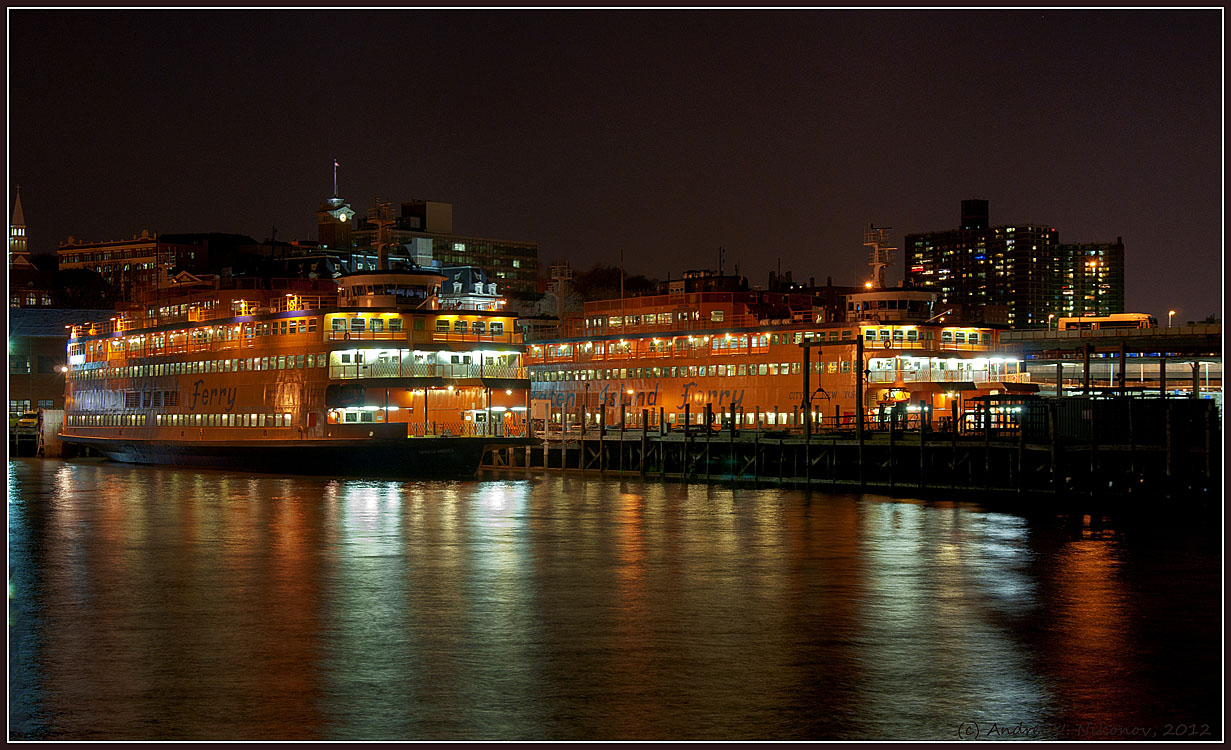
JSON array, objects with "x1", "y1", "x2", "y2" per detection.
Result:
[{"x1": 61, "y1": 268, "x2": 532, "y2": 478}]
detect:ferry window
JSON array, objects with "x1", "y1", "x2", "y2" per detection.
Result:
[
  {"x1": 280, "y1": 321, "x2": 288, "y2": 335},
  {"x1": 842, "y1": 329, "x2": 852, "y2": 339},
  {"x1": 968, "y1": 332, "x2": 979, "y2": 344},
  {"x1": 841, "y1": 361, "x2": 851, "y2": 373},
  {"x1": 350, "y1": 318, "x2": 365, "y2": 333},
  {"x1": 828, "y1": 362, "x2": 838, "y2": 373},
  {"x1": 370, "y1": 319, "x2": 385, "y2": 333},
  {"x1": 288, "y1": 321, "x2": 298, "y2": 335},
  {"x1": 296, "y1": 355, "x2": 305, "y2": 369},
  {"x1": 864, "y1": 329, "x2": 876, "y2": 341},
  {"x1": 954, "y1": 332, "x2": 966, "y2": 344},
  {"x1": 344, "y1": 412, "x2": 357, "y2": 423},
  {"x1": 490, "y1": 322, "x2": 504, "y2": 335},
  {"x1": 757, "y1": 364, "x2": 768, "y2": 375},
  {"x1": 769, "y1": 364, "x2": 778, "y2": 376},
  {"x1": 608, "y1": 316, "x2": 621, "y2": 328},
  {"x1": 389, "y1": 318, "x2": 403, "y2": 333},
  {"x1": 710, "y1": 310, "x2": 724, "y2": 322},
  {"x1": 472, "y1": 321, "x2": 486, "y2": 334},
  {"x1": 879, "y1": 329, "x2": 890, "y2": 341},
  {"x1": 791, "y1": 362, "x2": 800, "y2": 374},
  {"x1": 893, "y1": 329, "x2": 904, "y2": 342},
  {"x1": 942, "y1": 331, "x2": 953, "y2": 343},
  {"x1": 308, "y1": 319, "x2": 317, "y2": 333},
  {"x1": 906, "y1": 329, "x2": 918, "y2": 342},
  {"x1": 332, "y1": 318, "x2": 346, "y2": 332},
  {"x1": 436, "y1": 319, "x2": 450, "y2": 332}
]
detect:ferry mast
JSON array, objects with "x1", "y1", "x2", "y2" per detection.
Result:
[{"x1": 864, "y1": 223, "x2": 896, "y2": 289}]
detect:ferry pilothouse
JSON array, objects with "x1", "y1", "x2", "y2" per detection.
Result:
[{"x1": 61, "y1": 268, "x2": 532, "y2": 477}]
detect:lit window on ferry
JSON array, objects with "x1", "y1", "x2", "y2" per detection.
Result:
[
  {"x1": 472, "y1": 320, "x2": 486, "y2": 334},
  {"x1": 350, "y1": 318, "x2": 365, "y2": 333},
  {"x1": 370, "y1": 319, "x2": 385, "y2": 333},
  {"x1": 332, "y1": 318, "x2": 346, "y2": 332},
  {"x1": 954, "y1": 332, "x2": 966, "y2": 344},
  {"x1": 969, "y1": 332, "x2": 979, "y2": 344},
  {"x1": 454, "y1": 320, "x2": 469, "y2": 334}
]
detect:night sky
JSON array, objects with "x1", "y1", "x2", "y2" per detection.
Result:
[{"x1": 8, "y1": 10, "x2": 1223, "y2": 322}]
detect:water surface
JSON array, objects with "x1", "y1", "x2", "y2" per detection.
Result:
[{"x1": 8, "y1": 459, "x2": 1221, "y2": 740}]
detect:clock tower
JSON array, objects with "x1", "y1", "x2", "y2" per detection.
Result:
[{"x1": 316, "y1": 160, "x2": 355, "y2": 251}]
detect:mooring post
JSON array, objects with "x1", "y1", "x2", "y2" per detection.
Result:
[
  {"x1": 983, "y1": 401, "x2": 991, "y2": 490},
  {"x1": 598, "y1": 417, "x2": 605, "y2": 474},
  {"x1": 1127, "y1": 397, "x2": 1136, "y2": 477},
  {"x1": 951, "y1": 398, "x2": 959, "y2": 490},
  {"x1": 1049, "y1": 401, "x2": 1061, "y2": 496},
  {"x1": 1191, "y1": 361, "x2": 1201, "y2": 399},
  {"x1": 855, "y1": 335, "x2": 865, "y2": 487},
  {"x1": 705, "y1": 403, "x2": 712, "y2": 483},
  {"x1": 1017, "y1": 407, "x2": 1026, "y2": 493},
  {"x1": 1089, "y1": 397, "x2": 1098, "y2": 491},
  {"x1": 1160, "y1": 353, "x2": 1168, "y2": 399},
  {"x1": 641, "y1": 408, "x2": 649, "y2": 477},
  {"x1": 683, "y1": 403, "x2": 691, "y2": 482},
  {"x1": 753, "y1": 430, "x2": 760, "y2": 487},
  {"x1": 619, "y1": 402, "x2": 626, "y2": 473},
  {"x1": 919, "y1": 400, "x2": 928, "y2": 491},
  {"x1": 1204, "y1": 401, "x2": 1214, "y2": 489},
  {"x1": 1083, "y1": 343, "x2": 1092, "y2": 395},
  {"x1": 1055, "y1": 362, "x2": 1063, "y2": 398},
  {"x1": 1119, "y1": 341, "x2": 1128, "y2": 396},
  {"x1": 1164, "y1": 401, "x2": 1173, "y2": 484},
  {"x1": 888, "y1": 410, "x2": 896, "y2": 488}
]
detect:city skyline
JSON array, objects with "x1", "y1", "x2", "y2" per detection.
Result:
[{"x1": 8, "y1": 9, "x2": 1223, "y2": 323}]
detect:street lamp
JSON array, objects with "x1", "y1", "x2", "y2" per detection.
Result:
[
  {"x1": 1048, "y1": 313, "x2": 1055, "y2": 330},
  {"x1": 1168, "y1": 310, "x2": 1176, "y2": 327}
]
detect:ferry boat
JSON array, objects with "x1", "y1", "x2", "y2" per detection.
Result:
[
  {"x1": 60, "y1": 268, "x2": 532, "y2": 478},
  {"x1": 527, "y1": 281, "x2": 1033, "y2": 433}
]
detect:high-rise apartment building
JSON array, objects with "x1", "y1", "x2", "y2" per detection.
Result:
[
  {"x1": 1056, "y1": 238, "x2": 1125, "y2": 319},
  {"x1": 904, "y1": 199, "x2": 1124, "y2": 328}
]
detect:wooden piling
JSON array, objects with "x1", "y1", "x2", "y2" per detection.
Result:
[
  {"x1": 888, "y1": 411, "x2": 896, "y2": 488},
  {"x1": 640, "y1": 408, "x2": 648, "y2": 477},
  {"x1": 705, "y1": 403, "x2": 712, "y2": 483}
]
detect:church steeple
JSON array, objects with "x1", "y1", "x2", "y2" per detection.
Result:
[{"x1": 10, "y1": 186, "x2": 34, "y2": 270}]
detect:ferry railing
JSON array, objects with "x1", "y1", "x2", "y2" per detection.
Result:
[
  {"x1": 865, "y1": 370, "x2": 1031, "y2": 384},
  {"x1": 328, "y1": 363, "x2": 529, "y2": 380}
]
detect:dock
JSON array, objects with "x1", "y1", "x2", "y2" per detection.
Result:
[{"x1": 483, "y1": 396, "x2": 1220, "y2": 502}]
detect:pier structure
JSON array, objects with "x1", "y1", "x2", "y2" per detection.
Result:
[
  {"x1": 1001, "y1": 324, "x2": 1222, "y2": 400},
  {"x1": 491, "y1": 324, "x2": 1222, "y2": 501}
]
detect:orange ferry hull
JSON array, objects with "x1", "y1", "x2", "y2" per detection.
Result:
[{"x1": 62, "y1": 435, "x2": 526, "y2": 479}]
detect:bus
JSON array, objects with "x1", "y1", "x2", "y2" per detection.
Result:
[{"x1": 1057, "y1": 313, "x2": 1157, "y2": 331}]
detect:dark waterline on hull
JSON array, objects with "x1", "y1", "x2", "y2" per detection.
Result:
[{"x1": 8, "y1": 459, "x2": 1221, "y2": 740}]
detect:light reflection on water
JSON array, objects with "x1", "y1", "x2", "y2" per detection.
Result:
[{"x1": 7, "y1": 459, "x2": 1220, "y2": 741}]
